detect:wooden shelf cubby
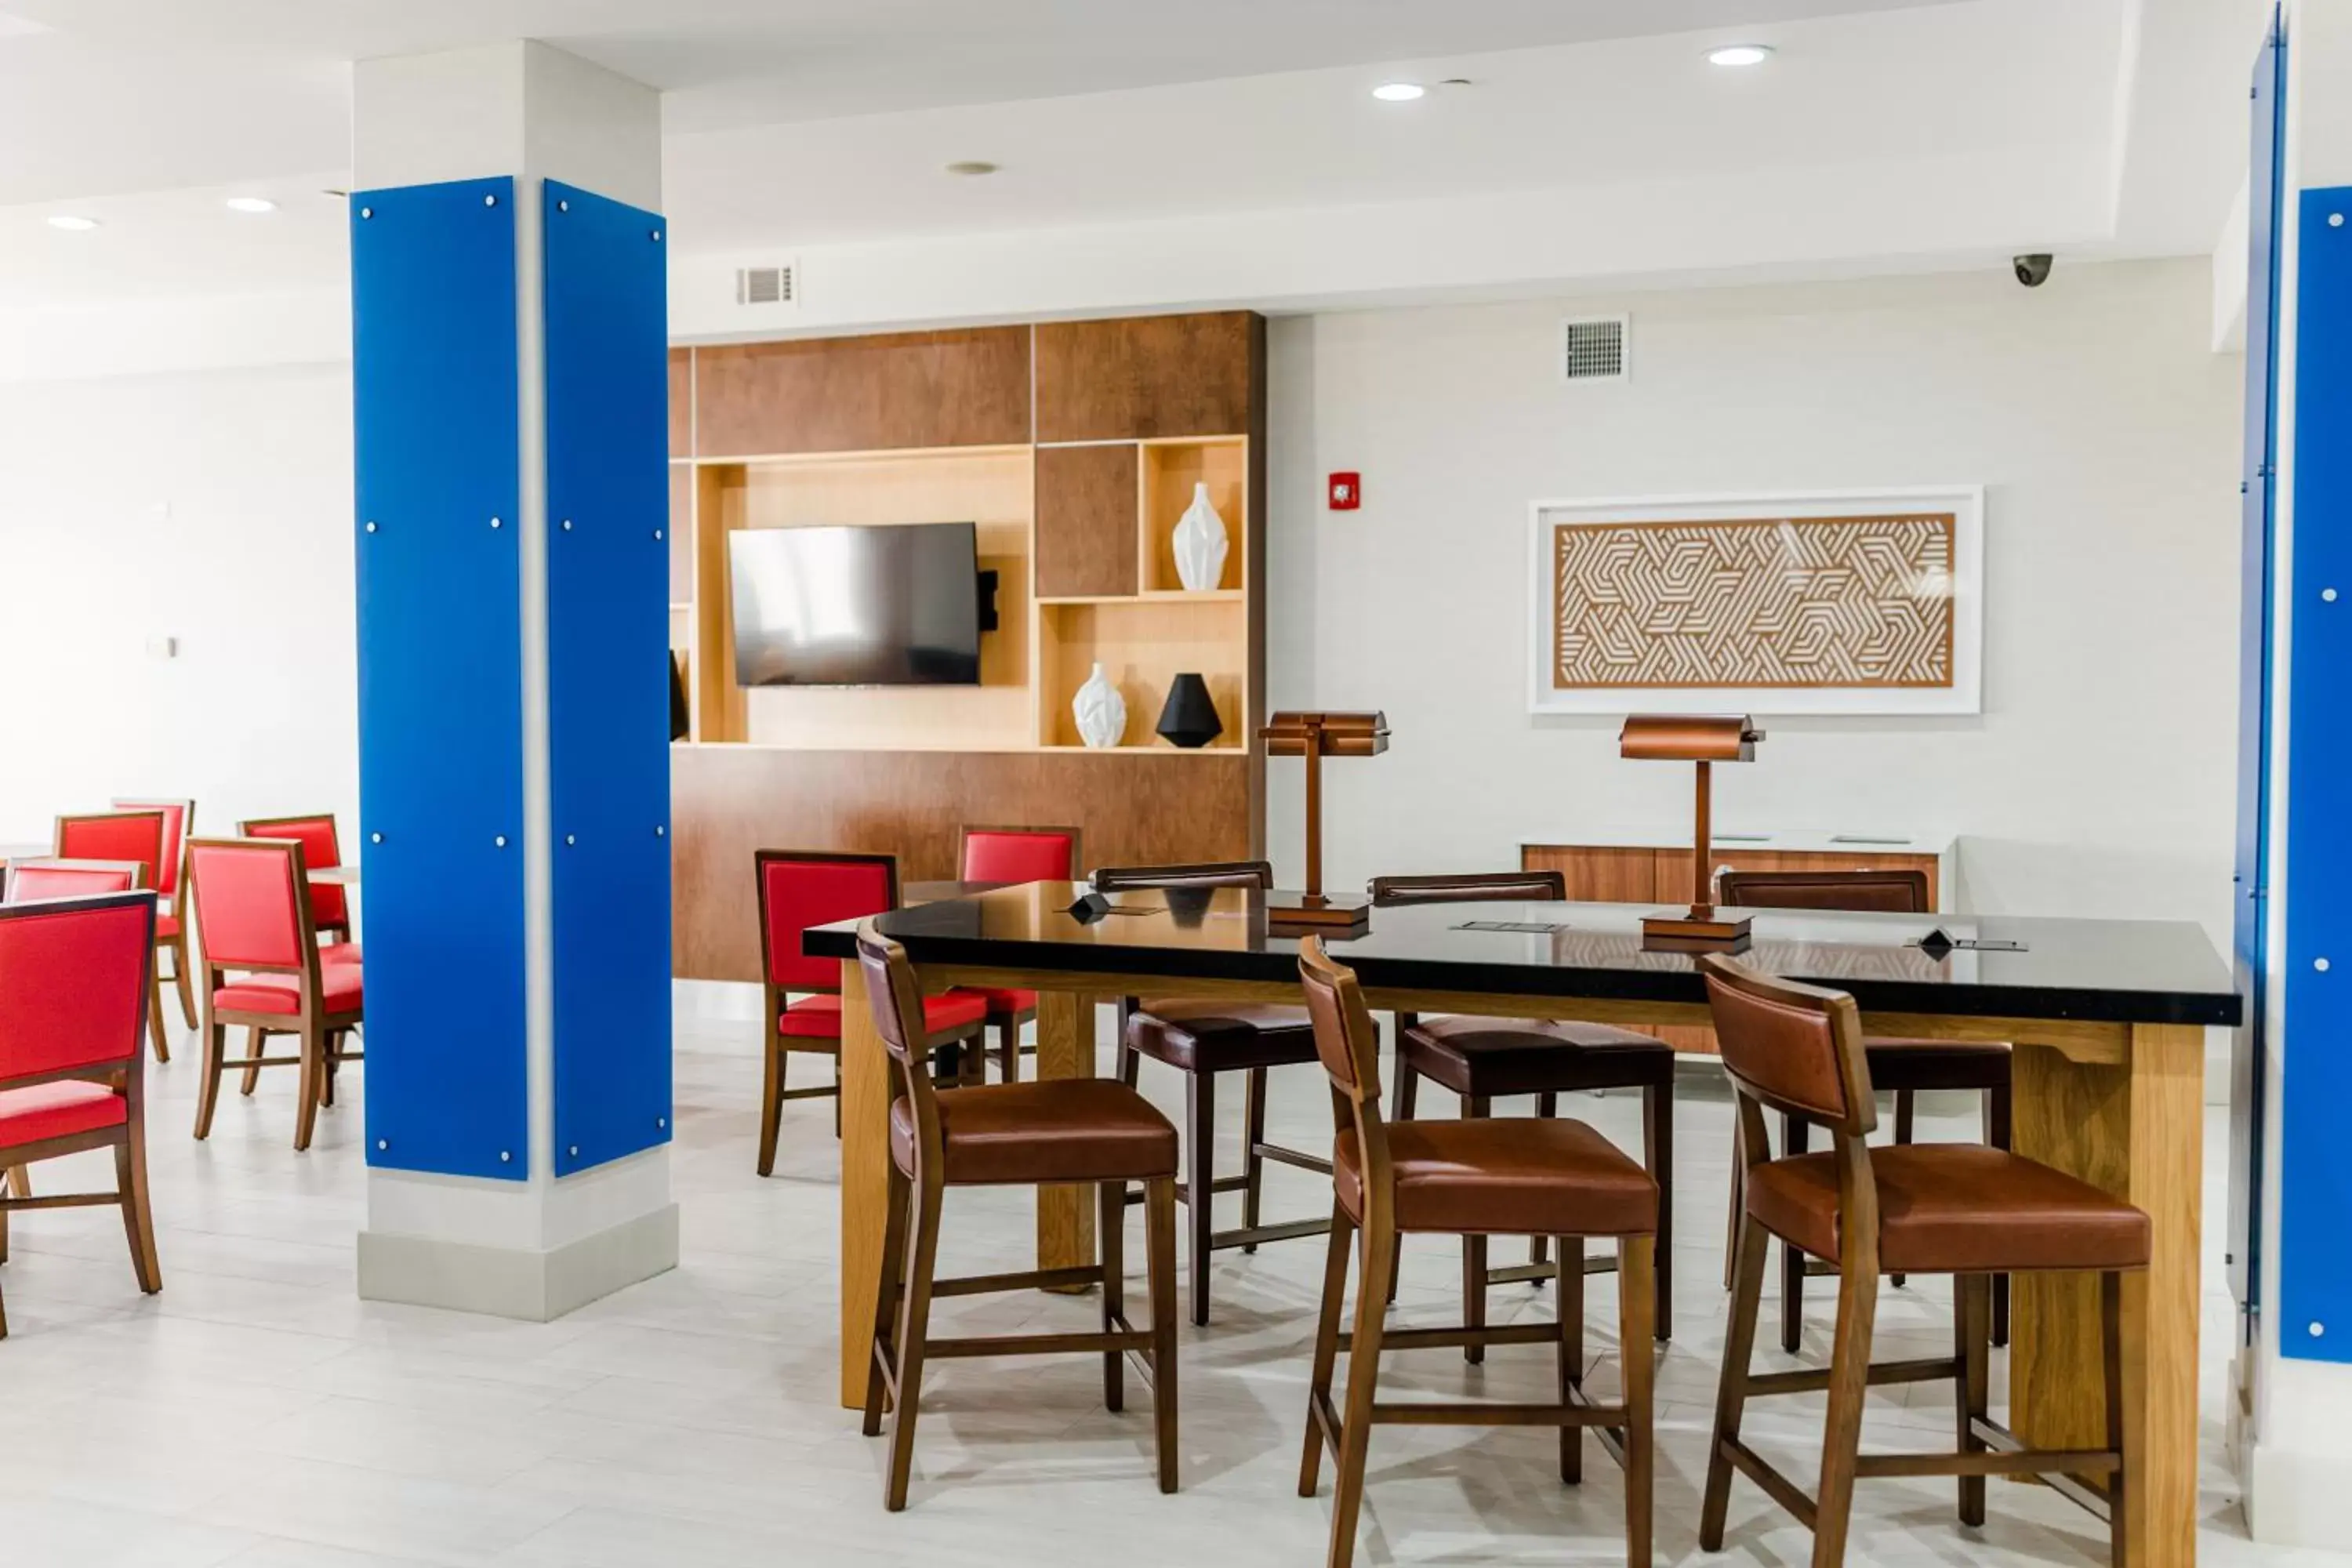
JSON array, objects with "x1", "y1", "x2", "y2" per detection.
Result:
[
  {"x1": 1035, "y1": 597, "x2": 1247, "y2": 751},
  {"x1": 1140, "y1": 435, "x2": 1247, "y2": 595}
]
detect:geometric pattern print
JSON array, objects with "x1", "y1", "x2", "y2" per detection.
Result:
[{"x1": 1552, "y1": 513, "x2": 1956, "y2": 690}]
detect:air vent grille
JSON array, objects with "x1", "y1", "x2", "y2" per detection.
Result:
[
  {"x1": 736, "y1": 264, "x2": 796, "y2": 307},
  {"x1": 1562, "y1": 315, "x2": 1629, "y2": 382}
]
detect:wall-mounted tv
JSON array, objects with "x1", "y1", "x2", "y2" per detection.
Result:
[{"x1": 728, "y1": 522, "x2": 982, "y2": 688}]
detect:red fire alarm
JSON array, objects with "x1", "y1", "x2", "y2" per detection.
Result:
[{"x1": 1328, "y1": 471, "x2": 1361, "y2": 510}]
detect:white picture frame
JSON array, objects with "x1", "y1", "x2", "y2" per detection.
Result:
[{"x1": 1526, "y1": 485, "x2": 1984, "y2": 717}]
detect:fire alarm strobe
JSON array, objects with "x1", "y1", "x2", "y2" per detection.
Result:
[{"x1": 1328, "y1": 472, "x2": 1361, "y2": 510}]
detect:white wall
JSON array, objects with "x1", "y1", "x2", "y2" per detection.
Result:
[
  {"x1": 1266, "y1": 257, "x2": 2242, "y2": 953},
  {"x1": 0, "y1": 363, "x2": 357, "y2": 851}
]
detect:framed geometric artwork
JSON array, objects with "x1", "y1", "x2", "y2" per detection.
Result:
[{"x1": 1527, "y1": 486, "x2": 1984, "y2": 716}]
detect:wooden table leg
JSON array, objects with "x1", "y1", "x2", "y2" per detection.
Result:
[
  {"x1": 2009, "y1": 1023, "x2": 2202, "y2": 1568},
  {"x1": 1034, "y1": 989, "x2": 1096, "y2": 1289},
  {"x1": 838, "y1": 957, "x2": 891, "y2": 1410}
]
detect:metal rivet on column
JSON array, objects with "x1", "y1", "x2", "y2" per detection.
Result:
[
  {"x1": 565, "y1": 834, "x2": 576, "y2": 846},
  {"x1": 655, "y1": 825, "x2": 665, "y2": 837},
  {"x1": 561, "y1": 519, "x2": 572, "y2": 532},
  {"x1": 376, "y1": 1138, "x2": 389, "y2": 1152},
  {"x1": 485, "y1": 194, "x2": 498, "y2": 208},
  {"x1": 558, "y1": 199, "x2": 570, "y2": 212},
  {"x1": 2327, "y1": 589, "x2": 2339, "y2": 603},
  {"x1": 370, "y1": 832, "x2": 383, "y2": 845},
  {"x1": 2334, "y1": 214, "x2": 2346, "y2": 228},
  {"x1": 653, "y1": 528, "x2": 663, "y2": 541},
  {"x1": 494, "y1": 835, "x2": 507, "y2": 848},
  {"x1": 2318, "y1": 956, "x2": 2332, "y2": 972},
  {"x1": 657, "y1": 1116, "x2": 667, "y2": 1130},
  {"x1": 500, "y1": 1150, "x2": 512, "y2": 1163},
  {"x1": 568, "y1": 1145, "x2": 580, "y2": 1158},
  {"x1": 490, "y1": 517, "x2": 503, "y2": 530},
  {"x1": 360, "y1": 207, "x2": 373, "y2": 220},
  {"x1": 2313, "y1": 1321, "x2": 2328, "y2": 1338},
  {"x1": 650, "y1": 228, "x2": 662, "y2": 241},
  {"x1": 365, "y1": 521, "x2": 378, "y2": 533}
]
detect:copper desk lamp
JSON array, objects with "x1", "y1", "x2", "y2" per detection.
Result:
[
  {"x1": 1621, "y1": 714, "x2": 1765, "y2": 952},
  {"x1": 1260, "y1": 711, "x2": 1388, "y2": 934}
]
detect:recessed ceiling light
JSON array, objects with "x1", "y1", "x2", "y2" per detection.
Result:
[
  {"x1": 1372, "y1": 82, "x2": 1426, "y2": 102},
  {"x1": 46, "y1": 214, "x2": 100, "y2": 231},
  {"x1": 1707, "y1": 44, "x2": 1774, "y2": 67},
  {"x1": 225, "y1": 196, "x2": 277, "y2": 214},
  {"x1": 945, "y1": 160, "x2": 1000, "y2": 176}
]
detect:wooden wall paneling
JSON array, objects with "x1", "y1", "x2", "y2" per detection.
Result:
[
  {"x1": 1522, "y1": 844, "x2": 1659, "y2": 902},
  {"x1": 1034, "y1": 443, "x2": 1141, "y2": 598},
  {"x1": 668, "y1": 347, "x2": 693, "y2": 457},
  {"x1": 733, "y1": 448, "x2": 1036, "y2": 751},
  {"x1": 1036, "y1": 600, "x2": 1247, "y2": 751},
  {"x1": 691, "y1": 464, "x2": 746, "y2": 742},
  {"x1": 1140, "y1": 437, "x2": 1247, "y2": 594},
  {"x1": 693, "y1": 328, "x2": 1032, "y2": 457},
  {"x1": 1034, "y1": 312, "x2": 1258, "y2": 441},
  {"x1": 1243, "y1": 314, "x2": 1267, "y2": 855},
  {"x1": 671, "y1": 746, "x2": 1254, "y2": 980}
]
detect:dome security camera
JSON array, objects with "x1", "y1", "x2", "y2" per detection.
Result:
[{"x1": 2013, "y1": 253, "x2": 2054, "y2": 289}]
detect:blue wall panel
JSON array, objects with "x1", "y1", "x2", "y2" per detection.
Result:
[
  {"x1": 2281, "y1": 185, "x2": 2352, "y2": 1359},
  {"x1": 543, "y1": 180, "x2": 673, "y2": 1175},
  {"x1": 352, "y1": 176, "x2": 530, "y2": 1180}
]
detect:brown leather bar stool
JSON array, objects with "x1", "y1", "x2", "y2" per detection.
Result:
[
  {"x1": 1296, "y1": 937, "x2": 1657, "y2": 1568},
  {"x1": 1101, "y1": 859, "x2": 1334, "y2": 1327},
  {"x1": 1697, "y1": 953, "x2": 2145, "y2": 1568},
  {"x1": 856, "y1": 922, "x2": 1180, "y2": 1510},
  {"x1": 1715, "y1": 868, "x2": 2012, "y2": 1352},
  {"x1": 1375, "y1": 870, "x2": 1675, "y2": 1348}
]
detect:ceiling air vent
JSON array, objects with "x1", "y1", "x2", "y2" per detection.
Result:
[
  {"x1": 1561, "y1": 314, "x2": 1629, "y2": 382},
  {"x1": 735, "y1": 263, "x2": 797, "y2": 308}
]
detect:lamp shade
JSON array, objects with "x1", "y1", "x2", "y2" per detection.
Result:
[
  {"x1": 1156, "y1": 673, "x2": 1223, "y2": 749},
  {"x1": 1618, "y1": 713, "x2": 1762, "y2": 762}
]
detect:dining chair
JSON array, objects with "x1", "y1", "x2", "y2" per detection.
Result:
[
  {"x1": 186, "y1": 837, "x2": 363, "y2": 1152},
  {"x1": 237, "y1": 814, "x2": 354, "y2": 953},
  {"x1": 753, "y1": 851, "x2": 987, "y2": 1178},
  {"x1": 55, "y1": 810, "x2": 170, "y2": 1061},
  {"x1": 3, "y1": 858, "x2": 142, "y2": 902},
  {"x1": 0, "y1": 890, "x2": 164, "y2": 1338},
  {"x1": 1296, "y1": 937, "x2": 1657, "y2": 1568},
  {"x1": 1715, "y1": 867, "x2": 2013, "y2": 1349},
  {"x1": 1372, "y1": 869, "x2": 1676, "y2": 1346},
  {"x1": 1098, "y1": 858, "x2": 1331, "y2": 1326},
  {"x1": 1697, "y1": 953, "x2": 2143, "y2": 1568},
  {"x1": 856, "y1": 920, "x2": 1179, "y2": 1508},
  {"x1": 950, "y1": 825, "x2": 1081, "y2": 1082},
  {"x1": 114, "y1": 797, "x2": 198, "y2": 1032}
]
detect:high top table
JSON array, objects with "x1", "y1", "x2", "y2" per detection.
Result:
[{"x1": 806, "y1": 884, "x2": 2238, "y2": 1568}]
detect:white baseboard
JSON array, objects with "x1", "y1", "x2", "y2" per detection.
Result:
[{"x1": 357, "y1": 1202, "x2": 679, "y2": 1322}]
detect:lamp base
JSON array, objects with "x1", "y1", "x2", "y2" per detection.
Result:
[
  {"x1": 1268, "y1": 893, "x2": 1373, "y2": 938},
  {"x1": 1639, "y1": 908, "x2": 1752, "y2": 953}
]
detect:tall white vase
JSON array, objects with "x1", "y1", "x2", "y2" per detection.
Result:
[
  {"x1": 1171, "y1": 481, "x2": 1229, "y2": 592},
  {"x1": 1072, "y1": 662, "x2": 1127, "y2": 749}
]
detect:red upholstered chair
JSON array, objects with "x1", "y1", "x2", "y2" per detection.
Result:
[
  {"x1": 54, "y1": 811, "x2": 170, "y2": 1062},
  {"x1": 238, "y1": 814, "x2": 353, "y2": 952},
  {"x1": 951, "y1": 825, "x2": 1080, "y2": 1082},
  {"x1": 0, "y1": 890, "x2": 164, "y2": 1338},
  {"x1": 186, "y1": 837, "x2": 363, "y2": 1152},
  {"x1": 114, "y1": 798, "x2": 198, "y2": 1033},
  {"x1": 4, "y1": 859, "x2": 141, "y2": 902},
  {"x1": 754, "y1": 851, "x2": 986, "y2": 1178}
]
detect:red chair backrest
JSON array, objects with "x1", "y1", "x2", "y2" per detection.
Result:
[
  {"x1": 187, "y1": 838, "x2": 310, "y2": 971},
  {"x1": 0, "y1": 893, "x2": 154, "y2": 1086},
  {"x1": 5, "y1": 860, "x2": 142, "y2": 904},
  {"x1": 240, "y1": 814, "x2": 346, "y2": 931},
  {"x1": 113, "y1": 798, "x2": 192, "y2": 898},
  {"x1": 757, "y1": 852, "x2": 898, "y2": 993},
  {"x1": 960, "y1": 827, "x2": 1079, "y2": 884},
  {"x1": 55, "y1": 811, "x2": 165, "y2": 893}
]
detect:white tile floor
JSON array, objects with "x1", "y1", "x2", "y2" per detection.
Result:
[{"x1": 0, "y1": 1009, "x2": 2289, "y2": 1568}]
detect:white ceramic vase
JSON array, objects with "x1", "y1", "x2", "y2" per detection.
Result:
[
  {"x1": 1072, "y1": 662, "x2": 1127, "y2": 749},
  {"x1": 1171, "y1": 481, "x2": 1229, "y2": 592}
]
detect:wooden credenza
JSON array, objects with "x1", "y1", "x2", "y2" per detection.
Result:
[{"x1": 1521, "y1": 834, "x2": 1951, "y2": 1053}]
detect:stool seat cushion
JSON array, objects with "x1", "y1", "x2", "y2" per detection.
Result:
[
  {"x1": 1858, "y1": 1038, "x2": 2011, "y2": 1092},
  {"x1": 1400, "y1": 1014, "x2": 1672, "y2": 1099},
  {"x1": 956, "y1": 985, "x2": 1037, "y2": 1018},
  {"x1": 780, "y1": 990, "x2": 985, "y2": 1041},
  {"x1": 213, "y1": 967, "x2": 363, "y2": 1017},
  {"x1": 1334, "y1": 1116, "x2": 1657, "y2": 1237},
  {"x1": 1126, "y1": 1000, "x2": 1319, "y2": 1073},
  {"x1": 1748, "y1": 1144, "x2": 2148, "y2": 1274},
  {"x1": 891, "y1": 1080, "x2": 1178, "y2": 1185},
  {"x1": 0, "y1": 1080, "x2": 127, "y2": 1151}
]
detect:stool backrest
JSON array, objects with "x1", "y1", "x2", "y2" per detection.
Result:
[
  {"x1": 239, "y1": 814, "x2": 347, "y2": 931},
  {"x1": 55, "y1": 811, "x2": 166, "y2": 894},
  {"x1": 1697, "y1": 953, "x2": 1877, "y2": 1138},
  {"x1": 1368, "y1": 869, "x2": 1565, "y2": 906},
  {"x1": 757, "y1": 851, "x2": 898, "y2": 994},
  {"x1": 111, "y1": 798, "x2": 193, "y2": 900},
  {"x1": 959, "y1": 826, "x2": 1080, "y2": 884},
  {"x1": 857, "y1": 920, "x2": 945, "y2": 1182},
  {"x1": 1090, "y1": 859, "x2": 1272, "y2": 892},
  {"x1": 0, "y1": 891, "x2": 155, "y2": 1089},
  {"x1": 187, "y1": 837, "x2": 313, "y2": 975},
  {"x1": 1715, "y1": 867, "x2": 1928, "y2": 914},
  {"x1": 5, "y1": 858, "x2": 143, "y2": 904},
  {"x1": 1298, "y1": 937, "x2": 1392, "y2": 1215}
]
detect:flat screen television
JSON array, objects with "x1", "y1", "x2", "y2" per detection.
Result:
[{"x1": 728, "y1": 521, "x2": 982, "y2": 688}]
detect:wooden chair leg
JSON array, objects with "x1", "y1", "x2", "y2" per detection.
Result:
[
  {"x1": 1386, "y1": 1063, "x2": 1417, "y2": 1305},
  {"x1": 1780, "y1": 1112, "x2": 1809, "y2": 1354},
  {"x1": 1240, "y1": 1066, "x2": 1269, "y2": 1254},
  {"x1": 147, "y1": 975, "x2": 171, "y2": 1063},
  {"x1": 1185, "y1": 1069, "x2": 1216, "y2": 1327},
  {"x1": 2104, "y1": 1270, "x2": 2141, "y2": 1568},
  {"x1": 1701, "y1": 1215, "x2": 1771, "y2": 1552},
  {"x1": 862, "y1": 1160, "x2": 910, "y2": 1438},
  {"x1": 239, "y1": 1025, "x2": 266, "y2": 1097},
  {"x1": 114, "y1": 1135, "x2": 162, "y2": 1294},
  {"x1": 1890, "y1": 1090, "x2": 1913, "y2": 1289},
  {"x1": 170, "y1": 932, "x2": 198, "y2": 1029},
  {"x1": 1956, "y1": 1271, "x2": 1991, "y2": 1526},
  {"x1": 1987, "y1": 1084, "x2": 2013, "y2": 1347},
  {"x1": 319, "y1": 1033, "x2": 339, "y2": 1108},
  {"x1": 1327, "y1": 1210, "x2": 1396, "y2": 1568},
  {"x1": 1145, "y1": 1175, "x2": 1180, "y2": 1494},
  {"x1": 883, "y1": 1175, "x2": 943, "y2": 1512},
  {"x1": 1809, "y1": 1250, "x2": 1881, "y2": 1568},
  {"x1": 5, "y1": 1164, "x2": 27, "y2": 1197},
  {"x1": 1461, "y1": 1094, "x2": 1490, "y2": 1364},
  {"x1": 292, "y1": 1023, "x2": 325, "y2": 1152},
  {"x1": 996, "y1": 1018, "x2": 1019, "y2": 1083},
  {"x1": 1645, "y1": 1076, "x2": 1674, "y2": 1340},
  {"x1": 1531, "y1": 1092, "x2": 1559, "y2": 1272},
  {"x1": 1098, "y1": 1178, "x2": 1125, "y2": 1413},
  {"x1": 1557, "y1": 1236, "x2": 1585, "y2": 1483},
  {"x1": 0, "y1": 1167, "x2": 14, "y2": 1265},
  {"x1": 194, "y1": 1017, "x2": 227, "y2": 1140},
  {"x1": 1301, "y1": 1207, "x2": 1354, "y2": 1497},
  {"x1": 1620, "y1": 1234, "x2": 1657, "y2": 1568},
  {"x1": 833, "y1": 1053, "x2": 843, "y2": 1138},
  {"x1": 1723, "y1": 1119, "x2": 1744, "y2": 1291},
  {"x1": 757, "y1": 1037, "x2": 785, "y2": 1177}
]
